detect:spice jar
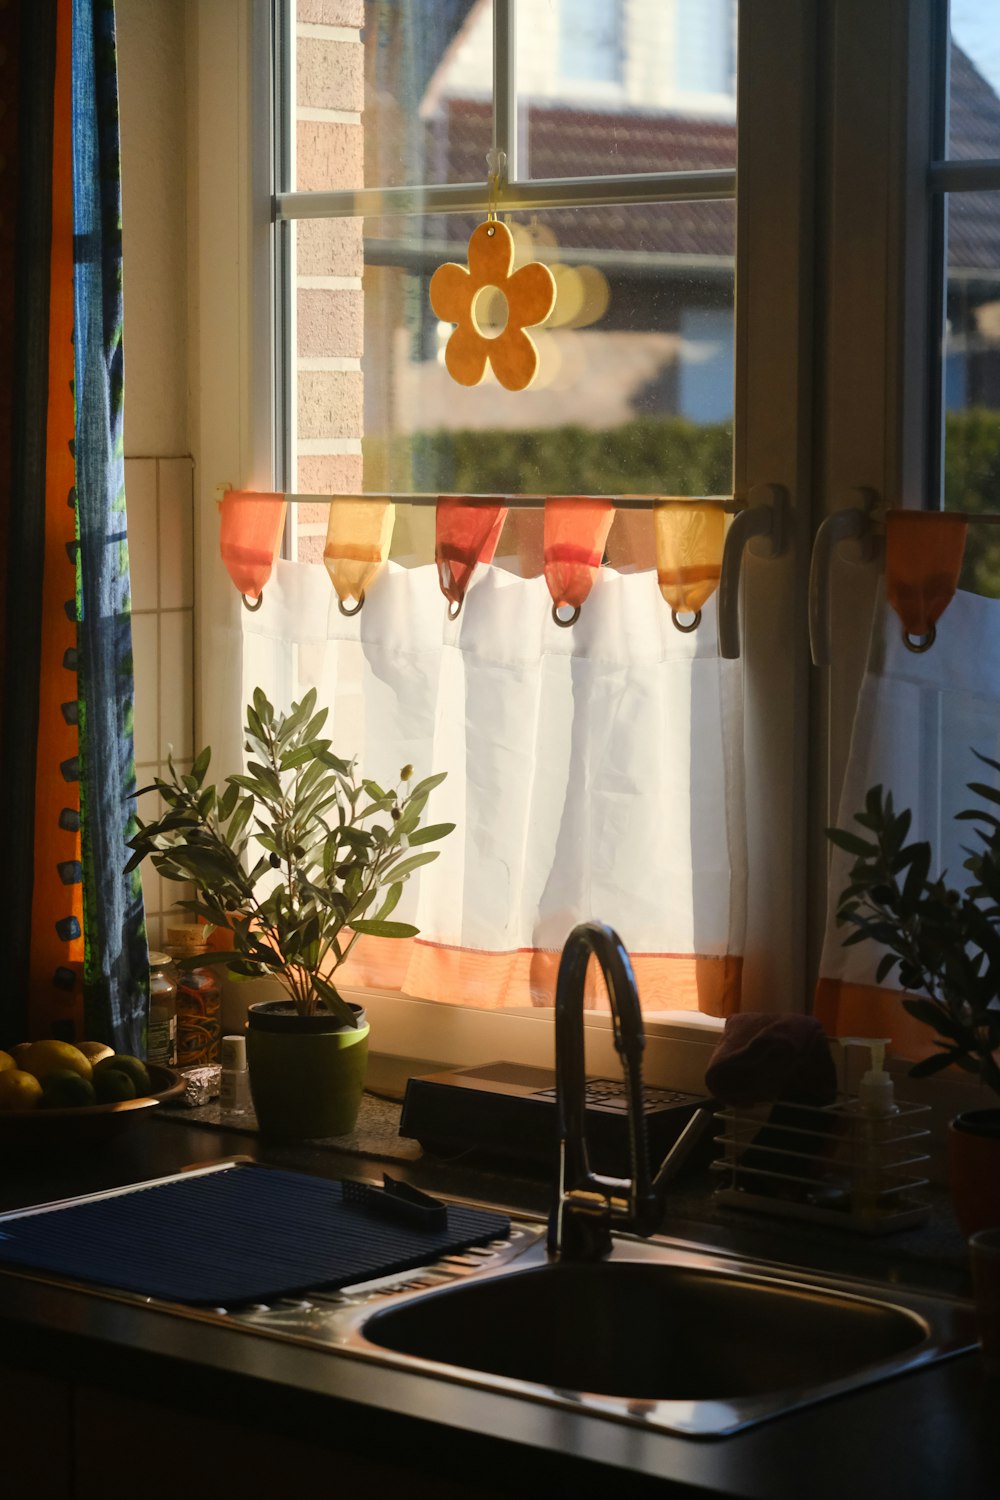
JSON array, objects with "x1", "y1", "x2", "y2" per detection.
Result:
[
  {"x1": 164, "y1": 924, "x2": 222, "y2": 1066},
  {"x1": 148, "y1": 952, "x2": 178, "y2": 1066}
]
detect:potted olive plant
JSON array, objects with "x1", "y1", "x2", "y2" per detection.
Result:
[
  {"x1": 828, "y1": 754, "x2": 1000, "y2": 1233},
  {"x1": 127, "y1": 688, "x2": 451, "y2": 1140}
]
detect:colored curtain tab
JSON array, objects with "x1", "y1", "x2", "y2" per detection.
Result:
[
  {"x1": 654, "y1": 501, "x2": 727, "y2": 626},
  {"x1": 219, "y1": 492, "x2": 287, "y2": 605},
  {"x1": 435, "y1": 498, "x2": 508, "y2": 616},
  {"x1": 324, "y1": 497, "x2": 395, "y2": 614},
  {"x1": 543, "y1": 497, "x2": 615, "y2": 622},
  {"x1": 429, "y1": 220, "x2": 556, "y2": 392},
  {"x1": 885, "y1": 510, "x2": 968, "y2": 650}
]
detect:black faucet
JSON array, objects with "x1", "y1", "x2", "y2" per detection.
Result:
[{"x1": 547, "y1": 921, "x2": 713, "y2": 1261}]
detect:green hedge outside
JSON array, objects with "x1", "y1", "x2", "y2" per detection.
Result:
[{"x1": 370, "y1": 408, "x2": 1000, "y2": 592}]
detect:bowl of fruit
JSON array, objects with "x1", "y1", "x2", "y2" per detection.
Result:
[{"x1": 0, "y1": 1040, "x2": 183, "y2": 1151}]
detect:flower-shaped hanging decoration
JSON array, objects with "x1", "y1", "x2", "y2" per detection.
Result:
[{"x1": 429, "y1": 220, "x2": 557, "y2": 392}]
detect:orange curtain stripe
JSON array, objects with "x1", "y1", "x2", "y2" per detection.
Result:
[
  {"x1": 884, "y1": 510, "x2": 967, "y2": 641},
  {"x1": 219, "y1": 492, "x2": 287, "y2": 601},
  {"x1": 339, "y1": 936, "x2": 742, "y2": 1016},
  {"x1": 543, "y1": 497, "x2": 615, "y2": 610},
  {"x1": 813, "y1": 978, "x2": 940, "y2": 1062},
  {"x1": 29, "y1": 0, "x2": 83, "y2": 1039}
]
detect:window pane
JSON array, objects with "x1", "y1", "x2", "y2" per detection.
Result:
[
  {"x1": 949, "y1": 3, "x2": 1000, "y2": 160},
  {"x1": 291, "y1": 1, "x2": 493, "y2": 193},
  {"x1": 943, "y1": 190, "x2": 1000, "y2": 594},
  {"x1": 288, "y1": 199, "x2": 734, "y2": 561},
  {"x1": 514, "y1": 0, "x2": 737, "y2": 179}
]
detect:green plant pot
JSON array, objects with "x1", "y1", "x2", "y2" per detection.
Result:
[{"x1": 245, "y1": 1000, "x2": 369, "y2": 1142}]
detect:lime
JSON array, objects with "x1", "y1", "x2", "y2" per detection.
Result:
[
  {"x1": 93, "y1": 1067, "x2": 138, "y2": 1104},
  {"x1": 40, "y1": 1070, "x2": 97, "y2": 1109},
  {"x1": 21, "y1": 1039, "x2": 93, "y2": 1082},
  {"x1": 0, "y1": 1069, "x2": 44, "y2": 1111},
  {"x1": 93, "y1": 1054, "x2": 150, "y2": 1096},
  {"x1": 0, "y1": 1050, "x2": 15, "y2": 1075}
]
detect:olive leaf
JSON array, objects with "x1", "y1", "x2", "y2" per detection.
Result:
[
  {"x1": 828, "y1": 765, "x2": 1000, "y2": 1100},
  {"x1": 128, "y1": 689, "x2": 453, "y2": 1019}
]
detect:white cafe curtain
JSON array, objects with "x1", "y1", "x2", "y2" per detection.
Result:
[{"x1": 242, "y1": 556, "x2": 746, "y2": 1014}]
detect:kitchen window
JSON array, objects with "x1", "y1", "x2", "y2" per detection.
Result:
[{"x1": 191, "y1": 1, "x2": 982, "y2": 1082}]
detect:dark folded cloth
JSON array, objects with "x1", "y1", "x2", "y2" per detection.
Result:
[{"x1": 705, "y1": 1013, "x2": 837, "y2": 1108}]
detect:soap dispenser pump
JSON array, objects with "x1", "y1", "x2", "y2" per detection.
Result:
[
  {"x1": 843, "y1": 1036, "x2": 898, "y2": 1119},
  {"x1": 840, "y1": 1037, "x2": 898, "y2": 1218}
]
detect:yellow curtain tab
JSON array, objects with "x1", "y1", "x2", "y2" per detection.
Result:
[
  {"x1": 654, "y1": 501, "x2": 727, "y2": 615},
  {"x1": 324, "y1": 498, "x2": 395, "y2": 607}
]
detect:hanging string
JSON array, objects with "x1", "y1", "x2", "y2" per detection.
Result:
[
  {"x1": 543, "y1": 497, "x2": 615, "y2": 627},
  {"x1": 884, "y1": 510, "x2": 968, "y2": 653},
  {"x1": 654, "y1": 500, "x2": 727, "y2": 632},
  {"x1": 218, "y1": 491, "x2": 287, "y2": 610},
  {"x1": 324, "y1": 497, "x2": 395, "y2": 616},
  {"x1": 435, "y1": 497, "x2": 508, "y2": 619}
]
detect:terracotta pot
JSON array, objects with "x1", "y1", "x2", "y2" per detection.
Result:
[
  {"x1": 946, "y1": 1109, "x2": 1000, "y2": 1237},
  {"x1": 245, "y1": 1000, "x2": 369, "y2": 1142}
]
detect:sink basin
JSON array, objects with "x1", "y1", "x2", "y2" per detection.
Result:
[
  {"x1": 344, "y1": 1230, "x2": 975, "y2": 1437},
  {"x1": 362, "y1": 1259, "x2": 926, "y2": 1404}
]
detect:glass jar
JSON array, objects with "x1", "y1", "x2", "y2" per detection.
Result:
[
  {"x1": 165, "y1": 925, "x2": 222, "y2": 1066},
  {"x1": 148, "y1": 952, "x2": 178, "y2": 1066}
]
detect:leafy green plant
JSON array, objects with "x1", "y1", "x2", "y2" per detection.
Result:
[
  {"x1": 127, "y1": 689, "x2": 452, "y2": 1026},
  {"x1": 828, "y1": 753, "x2": 1000, "y2": 1098}
]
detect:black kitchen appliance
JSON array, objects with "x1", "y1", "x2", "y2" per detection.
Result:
[{"x1": 400, "y1": 1061, "x2": 706, "y2": 1175}]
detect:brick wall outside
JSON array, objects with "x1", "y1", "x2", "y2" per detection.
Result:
[{"x1": 294, "y1": 11, "x2": 365, "y2": 563}]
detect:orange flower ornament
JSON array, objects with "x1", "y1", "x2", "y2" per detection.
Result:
[{"x1": 429, "y1": 221, "x2": 557, "y2": 392}]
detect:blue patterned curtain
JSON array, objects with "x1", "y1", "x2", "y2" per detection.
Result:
[{"x1": 0, "y1": 0, "x2": 146, "y2": 1054}]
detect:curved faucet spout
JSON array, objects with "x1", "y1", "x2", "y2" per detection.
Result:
[{"x1": 548, "y1": 921, "x2": 712, "y2": 1261}]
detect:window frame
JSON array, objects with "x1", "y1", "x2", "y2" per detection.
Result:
[{"x1": 188, "y1": 0, "x2": 973, "y2": 1087}]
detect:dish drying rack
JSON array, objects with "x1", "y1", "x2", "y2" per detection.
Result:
[{"x1": 711, "y1": 1097, "x2": 931, "y2": 1235}]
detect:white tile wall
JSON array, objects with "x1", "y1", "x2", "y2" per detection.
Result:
[{"x1": 127, "y1": 454, "x2": 197, "y2": 949}]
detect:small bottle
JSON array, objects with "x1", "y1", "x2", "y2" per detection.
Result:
[
  {"x1": 220, "y1": 1034, "x2": 251, "y2": 1117},
  {"x1": 841, "y1": 1037, "x2": 899, "y2": 1218},
  {"x1": 147, "y1": 952, "x2": 178, "y2": 1066},
  {"x1": 164, "y1": 924, "x2": 222, "y2": 1067}
]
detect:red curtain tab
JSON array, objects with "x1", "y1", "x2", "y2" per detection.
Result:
[
  {"x1": 543, "y1": 497, "x2": 615, "y2": 617},
  {"x1": 219, "y1": 492, "x2": 287, "y2": 603},
  {"x1": 885, "y1": 510, "x2": 967, "y2": 648},
  {"x1": 435, "y1": 498, "x2": 507, "y2": 616}
]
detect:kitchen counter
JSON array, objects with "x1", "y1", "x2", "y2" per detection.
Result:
[{"x1": 1, "y1": 1094, "x2": 998, "y2": 1500}]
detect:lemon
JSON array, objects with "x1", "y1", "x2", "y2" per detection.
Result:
[
  {"x1": 0, "y1": 1069, "x2": 43, "y2": 1111},
  {"x1": 77, "y1": 1040, "x2": 115, "y2": 1066},
  {"x1": 93, "y1": 1067, "x2": 137, "y2": 1104},
  {"x1": 40, "y1": 1071, "x2": 97, "y2": 1109},
  {"x1": 93, "y1": 1054, "x2": 150, "y2": 1096},
  {"x1": 0, "y1": 1051, "x2": 15, "y2": 1074},
  {"x1": 21, "y1": 1039, "x2": 93, "y2": 1082}
]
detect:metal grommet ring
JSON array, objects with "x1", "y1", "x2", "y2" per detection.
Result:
[
  {"x1": 552, "y1": 602, "x2": 581, "y2": 628},
  {"x1": 338, "y1": 592, "x2": 365, "y2": 617},
  {"x1": 902, "y1": 623, "x2": 936, "y2": 654},
  {"x1": 241, "y1": 592, "x2": 264, "y2": 613},
  {"x1": 671, "y1": 607, "x2": 702, "y2": 634},
  {"x1": 447, "y1": 598, "x2": 463, "y2": 621}
]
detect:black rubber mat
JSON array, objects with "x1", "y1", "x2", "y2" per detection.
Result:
[{"x1": 0, "y1": 1164, "x2": 510, "y2": 1306}]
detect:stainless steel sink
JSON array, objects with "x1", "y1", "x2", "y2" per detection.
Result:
[{"x1": 338, "y1": 1228, "x2": 975, "y2": 1437}]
